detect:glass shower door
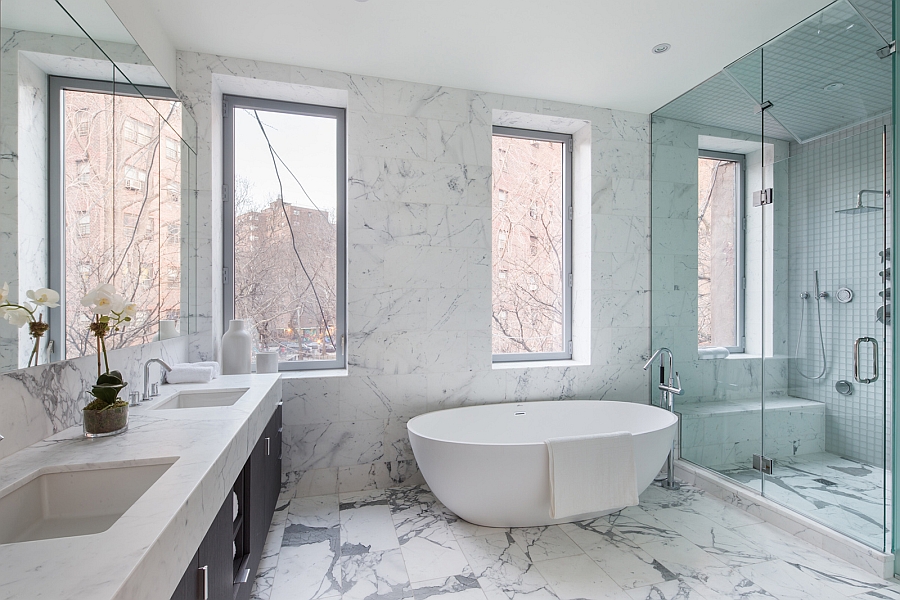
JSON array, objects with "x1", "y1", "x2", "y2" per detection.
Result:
[{"x1": 758, "y1": 0, "x2": 892, "y2": 551}]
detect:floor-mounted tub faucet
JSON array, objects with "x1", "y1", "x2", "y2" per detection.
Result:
[{"x1": 643, "y1": 348, "x2": 682, "y2": 490}]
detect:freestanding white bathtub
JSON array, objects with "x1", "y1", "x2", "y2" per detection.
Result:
[{"x1": 407, "y1": 400, "x2": 678, "y2": 527}]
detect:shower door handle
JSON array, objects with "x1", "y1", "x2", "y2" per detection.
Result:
[{"x1": 854, "y1": 337, "x2": 879, "y2": 384}]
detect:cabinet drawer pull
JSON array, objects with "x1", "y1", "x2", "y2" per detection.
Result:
[
  {"x1": 235, "y1": 568, "x2": 251, "y2": 584},
  {"x1": 265, "y1": 437, "x2": 270, "y2": 456},
  {"x1": 199, "y1": 565, "x2": 208, "y2": 600}
]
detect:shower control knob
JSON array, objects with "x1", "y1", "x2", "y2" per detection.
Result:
[
  {"x1": 817, "y1": 291, "x2": 829, "y2": 299},
  {"x1": 880, "y1": 268, "x2": 891, "y2": 281}
]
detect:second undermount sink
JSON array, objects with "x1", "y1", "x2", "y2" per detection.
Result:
[
  {"x1": 151, "y1": 388, "x2": 249, "y2": 410},
  {"x1": 0, "y1": 459, "x2": 176, "y2": 545}
]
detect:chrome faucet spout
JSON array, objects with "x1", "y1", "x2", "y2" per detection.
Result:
[
  {"x1": 642, "y1": 349, "x2": 663, "y2": 370},
  {"x1": 143, "y1": 358, "x2": 172, "y2": 401}
]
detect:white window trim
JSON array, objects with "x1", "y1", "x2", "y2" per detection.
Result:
[{"x1": 491, "y1": 125, "x2": 574, "y2": 363}]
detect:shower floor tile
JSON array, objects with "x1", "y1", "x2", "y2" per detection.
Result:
[
  {"x1": 714, "y1": 451, "x2": 891, "y2": 549},
  {"x1": 252, "y1": 480, "x2": 900, "y2": 600}
]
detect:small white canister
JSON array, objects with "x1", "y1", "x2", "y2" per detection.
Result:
[{"x1": 255, "y1": 351, "x2": 279, "y2": 374}]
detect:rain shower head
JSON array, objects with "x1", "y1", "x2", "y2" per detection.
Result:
[{"x1": 835, "y1": 189, "x2": 887, "y2": 214}]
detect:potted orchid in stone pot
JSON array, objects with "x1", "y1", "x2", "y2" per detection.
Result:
[
  {"x1": 81, "y1": 284, "x2": 136, "y2": 437},
  {"x1": 0, "y1": 283, "x2": 60, "y2": 367}
]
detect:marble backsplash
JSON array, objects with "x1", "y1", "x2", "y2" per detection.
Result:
[{"x1": 0, "y1": 336, "x2": 188, "y2": 461}]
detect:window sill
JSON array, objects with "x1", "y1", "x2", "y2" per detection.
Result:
[
  {"x1": 492, "y1": 359, "x2": 589, "y2": 370},
  {"x1": 275, "y1": 368, "x2": 349, "y2": 379}
]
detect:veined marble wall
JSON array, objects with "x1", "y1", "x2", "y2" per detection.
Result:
[
  {"x1": 651, "y1": 116, "x2": 790, "y2": 409},
  {"x1": 0, "y1": 335, "x2": 188, "y2": 461},
  {"x1": 176, "y1": 51, "x2": 653, "y2": 496}
]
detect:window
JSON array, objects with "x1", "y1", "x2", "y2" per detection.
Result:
[
  {"x1": 698, "y1": 151, "x2": 745, "y2": 352},
  {"x1": 492, "y1": 126, "x2": 572, "y2": 361},
  {"x1": 124, "y1": 117, "x2": 153, "y2": 144},
  {"x1": 75, "y1": 160, "x2": 90, "y2": 184},
  {"x1": 75, "y1": 110, "x2": 90, "y2": 136},
  {"x1": 49, "y1": 76, "x2": 183, "y2": 361},
  {"x1": 224, "y1": 95, "x2": 346, "y2": 371},
  {"x1": 123, "y1": 165, "x2": 147, "y2": 191},
  {"x1": 165, "y1": 137, "x2": 180, "y2": 161},
  {"x1": 76, "y1": 211, "x2": 90, "y2": 237}
]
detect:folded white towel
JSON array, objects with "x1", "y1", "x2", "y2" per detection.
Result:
[
  {"x1": 165, "y1": 365, "x2": 215, "y2": 384},
  {"x1": 193, "y1": 361, "x2": 221, "y2": 378},
  {"x1": 546, "y1": 431, "x2": 639, "y2": 519},
  {"x1": 698, "y1": 346, "x2": 730, "y2": 360}
]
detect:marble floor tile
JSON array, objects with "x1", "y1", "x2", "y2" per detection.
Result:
[
  {"x1": 258, "y1": 483, "x2": 899, "y2": 600},
  {"x1": 534, "y1": 554, "x2": 624, "y2": 599},
  {"x1": 412, "y1": 574, "x2": 488, "y2": 600},
  {"x1": 508, "y1": 526, "x2": 584, "y2": 563},
  {"x1": 341, "y1": 548, "x2": 412, "y2": 600},
  {"x1": 342, "y1": 504, "x2": 401, "y2": 554},
  {"x1": 560, "y1": 520, "x2": 676, "y2": 590},
  {"x1": 624, "y1": 579, "x2": 707, "y2": 600},
  {"x1": 456, "y1": 532, "x2": 558, "y2": 600}
]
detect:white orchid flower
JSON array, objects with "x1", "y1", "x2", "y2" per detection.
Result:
[
  {"x1": 0, "y1": 282, "x2": 9, "y2": 304},
  {"x1": 81, "y1": 283, "x2": 118, "y2": 315},
  {"x1": 26, "y1": 288, "x2": 60, "y2": 308},
  {"x1": 2, "y1": 304, "x2": 33, "y2": 327},
  {"x1": 121, "y1": 302, "x2": 137, "y2": 320}
]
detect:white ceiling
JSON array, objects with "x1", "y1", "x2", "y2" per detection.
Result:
[{"x1": 146, "y1": 0, "x2": 835, "y2": 114}]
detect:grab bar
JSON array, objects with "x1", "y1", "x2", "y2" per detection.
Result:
[{"x1": 854, "y1": 337, "x2": 879, "y2": 384}]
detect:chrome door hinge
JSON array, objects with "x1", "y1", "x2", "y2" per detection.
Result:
[
  {"x1": 341, "y1": 334, "x2": 346, "y2": 354},
  {"x1": 877, "y1": 41, "x2": 895, "y2": 59},
  {"x1": 567, "y1": 273, "x2": 573, "y2": 287},
  {"x1": 752, "y1": 454, "x2": 774, "y2": 475},
  {"x1": 223, "y1": 99, "x2": 228, "y2": 114},
  {"x1": 566, "y1": 138, "x2": 573, "y2": 153},
  {"x1": 568, "y1": 340, "x2": 573, "y2": 354},
  {"x1": 755, "y1": 100, "x2": 773, "y2": 114},
  {"x1": 568, "y1": 206, "x2": 574, "y2": 220},
  {"x1": 742, "y1": 277, "x2": 747, "y2": 290},
  {"x1": 223, "y1": 268, "x2": 228, "y2": 284},
  {"x1": 222, "y1": 184, "x2": 228, "y2": 202}
]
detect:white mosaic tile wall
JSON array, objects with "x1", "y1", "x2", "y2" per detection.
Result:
[{"x1": 787, "y1": 115, "x2": 893, "y2": 467}]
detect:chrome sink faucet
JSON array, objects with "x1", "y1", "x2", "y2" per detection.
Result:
[
  {"x1": 142, "y1": 358, "x2": 172, "y2": 402},
  {"x1": 643, "y1": 347, "x2": 682, "y2": 490}
]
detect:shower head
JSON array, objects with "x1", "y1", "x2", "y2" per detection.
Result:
[{"x1": 835, "y1": 189, "x2": 887, "y2": 214}]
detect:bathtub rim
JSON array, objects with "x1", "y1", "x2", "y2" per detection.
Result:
[{"x1": 406, "y1": 399, "x2": 678, "y2": 447}]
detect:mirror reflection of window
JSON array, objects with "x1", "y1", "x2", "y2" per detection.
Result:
[{"x1": 56, "y1": 81, "x2": 183, "y2": 359}]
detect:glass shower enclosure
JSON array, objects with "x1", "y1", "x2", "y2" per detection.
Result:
[{"x1": 650, "y1": 0, "x2": 893, "y2": 552}]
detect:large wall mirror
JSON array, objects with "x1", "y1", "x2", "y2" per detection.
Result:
[{"x1": 0, "y1": 0, "x2": 198, "y2": 373}]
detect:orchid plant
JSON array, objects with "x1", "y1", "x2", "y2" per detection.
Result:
[
  {"x1": 0, "y1": 283, "x2": 60, "y2": 367},
  {"x1": 81, "y1": 284, "x2": 136, "y2": 411}
]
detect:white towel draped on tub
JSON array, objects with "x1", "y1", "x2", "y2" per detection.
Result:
[{"x1": 546, "y1": 432, "x2": 639, "y2": 519}]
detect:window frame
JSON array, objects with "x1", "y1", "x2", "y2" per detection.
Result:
[
  {"x1": 697, "y1": 149, "x2": 746, "y2": 354},
  {"x1": 491, "y1": 126, "x2": 573, "y2": 363},
  {"x1": 222, "y1": 94, "x2": 347, "y2": 372},
  {"x1": 48, "y1": 76, "x2": 180, "y2": 362}
]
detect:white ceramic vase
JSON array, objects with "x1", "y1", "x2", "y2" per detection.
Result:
[
  {"x1": 159, "y1": 320, "x2": 178, "y2": 341},
  {"x1": 222, "y1": 320, "x2": 252, "y2": 375}
]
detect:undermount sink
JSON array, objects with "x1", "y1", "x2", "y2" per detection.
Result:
[
  {"x1": 151, "y1": 388, "x2": 249, "y2": 410},
  {"x1": 0, "y1": 459, "x2": 176, "y2": 545}
]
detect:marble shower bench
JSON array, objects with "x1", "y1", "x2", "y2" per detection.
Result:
[{"x1": 678, "y1": 397, "x2": 825, "y2": 469}]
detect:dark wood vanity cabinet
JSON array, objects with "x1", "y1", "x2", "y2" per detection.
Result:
[{"x1": 171, "y1": 403, "x2": 283, "y2": 600}]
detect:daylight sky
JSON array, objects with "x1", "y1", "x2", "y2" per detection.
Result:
[{"x1": 233, "y1": 108, "x2": 337, "y2": 216}]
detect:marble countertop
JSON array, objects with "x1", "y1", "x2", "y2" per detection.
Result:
[{"x1": 0, "y1": 373, "x2": 282, "y2": 600}]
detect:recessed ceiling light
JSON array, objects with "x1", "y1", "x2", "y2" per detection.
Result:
[
  {"x1": 652, "y1": 43, "x2": 671, "y2": 54},
  {"x1": 823, "y1": 82, "x2": 844, "y2": 92}
]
